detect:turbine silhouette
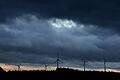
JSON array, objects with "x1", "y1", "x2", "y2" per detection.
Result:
[
  {"x1": 16, "y1": 64, "x2": 21, "y2": 71},
  {"x1": 55, "y1": 54, "x2": 63, "y2": 69},
  {"x1": 103, "y1": 61, "x2": 107, "y2": 72},
  {"x1": 83, "y1": 60, "x2": 86, "y2": 71},
  {"x1": 44, "y1": 64, "x2": 48, "y2": 71},
  {"x1": 7, "y1": 63, "x2": 22, "y2": 71}
]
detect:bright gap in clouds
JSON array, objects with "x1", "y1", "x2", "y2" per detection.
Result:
[{"x1": 48, "y1": 18, "x2": 77, "y2": 29}]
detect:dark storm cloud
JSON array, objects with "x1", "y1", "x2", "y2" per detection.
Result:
[
  {"x1": 0, "y1": 0, "x2": 120, "y2": 30},
  {"x1": 0, "y1": 0, "x2": 120, "y2": 64},
  {"x1": 0, "y1": 15, "x2": 120, "y2": 64}
]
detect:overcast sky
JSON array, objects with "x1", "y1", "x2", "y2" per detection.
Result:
[{"x1": 0, "y1": 0, "x2": 120, "y2": 64}]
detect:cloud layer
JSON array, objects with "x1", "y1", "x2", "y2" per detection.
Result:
[
  {"x1": 0, "y1": 15, "x2": 120, "y2": 64},
  {"x1": 1, "y1": 0, "x2": 120, "y2": 30}
]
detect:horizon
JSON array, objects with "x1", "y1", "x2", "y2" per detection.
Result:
[{"x1": 1, "y1": 61, "x2": 120, "y2": 73}]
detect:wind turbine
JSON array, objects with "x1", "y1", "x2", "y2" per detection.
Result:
[
  {"x1": 44, "y1": 64, "x2": 48, "y2": 71},
  {"x1": 103, "y1": 61, "x2": 107, "y2": 72},
  {"x1": 83, "y1": 60, "x2": 86, "y2": 71},
  {"x1": 16, "y1": 64, "x2": 21, "y2": 71},
  {"x1": 7, "y1": 63, "x2": 22, "y2": 71},
  {"x1": 55, "y1": 54, "x2": 63, "y2": 69}
]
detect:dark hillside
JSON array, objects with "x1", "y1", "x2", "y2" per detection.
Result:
[{"x1": 0, "y1": 68, "x2": 119, "y2": 80}]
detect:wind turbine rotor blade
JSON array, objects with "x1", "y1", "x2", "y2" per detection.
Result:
[
  {"x1": 53, "y1": 60, "x2": 58, "y2": 63},
  {"x1": 59, "y1": 59, "x2": 63, "y2": 63}
]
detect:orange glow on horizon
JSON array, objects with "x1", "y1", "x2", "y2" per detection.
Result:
[{"x1": 0, "y1": 63, "x2": 120, "y2": 73}]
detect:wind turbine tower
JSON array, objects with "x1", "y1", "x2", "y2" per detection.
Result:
[
  {"x1": 83, "y1": 60, "x2": 86, "y2": 71},
  {"x1": 17, "y1": 64, "x2": 21, "y2": 71},
  {"x1": 104, "y1": 61, "x2": 107, "y2": 72},
  {"x1": 55, "y1": 54, "x2": 63, "y2": 69},
  {"x1": 44, "y1": 64, "x2": 48, "y2": 71}
]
